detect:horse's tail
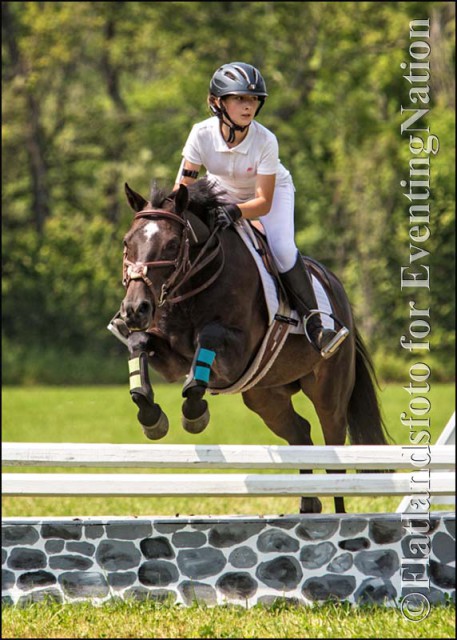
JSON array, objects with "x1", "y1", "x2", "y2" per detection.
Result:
[{"x1": 347, "y1": 326, "x2": 392, "y2": 445}]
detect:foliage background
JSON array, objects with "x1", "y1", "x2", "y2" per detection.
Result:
[{"x1": 2, "y1": 1, "x2": 455, "y2": 384}]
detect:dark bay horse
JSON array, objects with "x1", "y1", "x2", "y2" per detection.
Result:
[{"x1": 116, "y1": 178, "x2": 390, "y2": 513}]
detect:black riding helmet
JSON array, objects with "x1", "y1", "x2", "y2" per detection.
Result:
[{"x1": 209, "y1": 62, "x2": 268, "y2": 142}]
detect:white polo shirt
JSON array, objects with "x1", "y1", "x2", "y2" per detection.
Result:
[{"x1": 178, "y1": 116, "x2": 292, "y2": 202}]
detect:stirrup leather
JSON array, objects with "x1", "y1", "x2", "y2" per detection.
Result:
[{"x1": 303, "y1": 310, "x2": 349, "y2": 359}]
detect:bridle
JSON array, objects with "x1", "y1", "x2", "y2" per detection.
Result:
[{"x1": 122, "y1": 207, "x2": 225, "y2": 310}]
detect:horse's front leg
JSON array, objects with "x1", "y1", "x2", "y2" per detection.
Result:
[
  {"x1": 127, "y1": 331, "x2": 169, "y2": 440},
  {"x1": 181, "y1": 322, "x2": 237, "y2": 434}
]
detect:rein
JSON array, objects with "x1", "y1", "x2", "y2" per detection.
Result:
[{"x1": 123, "y1": 208, "x2": 225, "y2": 309}]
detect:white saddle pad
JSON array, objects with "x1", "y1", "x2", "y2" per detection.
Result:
[{"x1": 235, "y1": 221, "x2": 335, "y2": 333}]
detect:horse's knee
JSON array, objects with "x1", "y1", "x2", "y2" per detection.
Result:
[{"x1": 128, "y1": 331, "x2": 154, "y2": 356}]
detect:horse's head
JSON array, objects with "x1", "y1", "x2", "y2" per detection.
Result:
[{"x1": 120, "y1": 181, "x2": 222, "y2": 331}]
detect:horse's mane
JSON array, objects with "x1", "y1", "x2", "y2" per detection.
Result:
[{"x1": 150, "y1": 178, "x2": 227, "y2": 229}]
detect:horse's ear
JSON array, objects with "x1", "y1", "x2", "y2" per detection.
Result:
[
  {"x1": 125, "y1": 183, "x2": 148, "y2": 213},
  {"x1": 174, "y1": 184, "x2": 189, "y2": 215}
]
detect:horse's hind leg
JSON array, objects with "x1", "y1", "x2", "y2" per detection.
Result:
[
  {"x1": 242, "y1": 385, "x2": 322, "y2": 514},
  {"x1": 303, "y1": 369, "x2": 354, "y2": 514}
]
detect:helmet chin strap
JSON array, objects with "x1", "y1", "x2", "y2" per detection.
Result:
[{"x1": 218, "y1": 106, "x2": 250, "y2": 144}]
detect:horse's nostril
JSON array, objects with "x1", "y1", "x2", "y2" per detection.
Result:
[{"x1": 137, "y1": 301, "x2": 151, "y2": 316}]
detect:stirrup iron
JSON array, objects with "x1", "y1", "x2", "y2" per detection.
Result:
[{"x1": 303, "y1": 310, "x2": 349, "y2": 359}]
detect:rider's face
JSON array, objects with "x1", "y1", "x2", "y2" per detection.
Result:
[{"x1": 220, "y1": 95, "x2": 259, "y2": 126}]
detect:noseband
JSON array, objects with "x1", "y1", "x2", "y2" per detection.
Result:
[{"x1": 123, "y1": 207, "x2": 224, "y2": 309}]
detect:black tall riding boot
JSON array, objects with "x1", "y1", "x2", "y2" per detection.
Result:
[{"x1": 280, "y1": 254, "x2": 349, "y2": 359}]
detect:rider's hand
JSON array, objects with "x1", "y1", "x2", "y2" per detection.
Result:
[{"x1": 216, "y1": 203, "x2": 243, "y2": 229}]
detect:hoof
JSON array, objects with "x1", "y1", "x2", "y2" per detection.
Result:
[
  {"x1": 300, "y1": 497, "x2": 322, "y2": 514},
  {"x1": 182, "y1": 407, "x2": 210, "y2": 434},
  {"x1": 131, "y1": 391, "x2": 169, "y2": 440},
  {"x1": 142, "y1": 409, "x2": 169, "y2": 440}
]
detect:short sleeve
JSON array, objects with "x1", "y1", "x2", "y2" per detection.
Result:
[
  {"x1": 182, "y1": 125, "x2": 203, "y2": 165},
  {"x1": 257, "y1": 134, "x2": 279, "y2": 175}
]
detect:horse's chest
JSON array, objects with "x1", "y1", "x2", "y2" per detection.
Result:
[{"x1": 168, "y1": 331, "x2": 194, "y2": 359}]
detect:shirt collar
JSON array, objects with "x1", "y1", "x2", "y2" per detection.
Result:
[{"x1": 212, "y1": 118, "x2": 254, "y2": 154}]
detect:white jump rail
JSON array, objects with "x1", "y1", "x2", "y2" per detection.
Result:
[
  {"x1": 2, "y1": 443, "x2": 455, "y2": 469},
  {"x1": 2, "y1": 471, "x2": 454, "y2": 497},
  {"x1": 2, "y1": 442, "x2": 455, "y2": 498}
]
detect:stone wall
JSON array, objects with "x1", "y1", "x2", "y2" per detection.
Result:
[{"x1": 2, "y1": 512, "x2": 455, "y2": 607}]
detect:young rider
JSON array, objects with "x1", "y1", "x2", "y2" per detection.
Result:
[{"x1": 174, "y1": 61, "x2": 348, "y2": 358}]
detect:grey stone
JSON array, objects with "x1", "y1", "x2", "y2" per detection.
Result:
[
  {"x1": 338, "y1": 537, "x2": 370, "y2": 552},
  {"x1": 2, "y1": 569, "x2": 15, "y2": 590},
  {"x1": 2, "y1": 525, "x2": 39, "y2": 547},
  {"x1": 85, "y1": 524, "x2": 105, "y2": 540},
  {"x1": 257, "y1": 529, "x2": 299, "y2": 553},
  {"x1": 172, "y1": 531, "x2": 207, "y2": 548},
  {"x1": 138, "y1": 560, "x2": 179, "y2": 586},
  {"x1": 45, "y1": 540, "x2": 65, "y2": 554},
  {"x1": 107, "y1": 572, "x2": 137, "y2": 589},
  {"x1": 7, "y1": 548, "x2": 47, "y2": 570},
  {"x1": 124, "y1": 587, "x2": 176, "y2": 603},
  {"x1": 66, "y1": 541, "x2": 96, "y2": 556},
  {"x1": 106, "y1": 523, "x2": 152, "y2": 540},
  {"x1": 179, "y1": 580, "x2": 217, "y2": 605},
  {"x1": 256, "y1": 556, "x2": 303, "y2": 591},
  {"x1": 369, "y1": 518, "x2": 404, "y2": 544},
  {"x1": 59, "y1": 572, "x2": 109, "y2": 598},
  {"x1": 430, "y1": 559, "x2": 455, "y2": 590},
  {"x1": 327, "y1": 553, "x2": 353, "y2": 574},
  {"x1": 189, "y1": 523, "x2": 213, "y2": 531},
  {"x1": 401, "y1": 534, "x2": 430, "y2": 559},
  {"x1": 42, "y1": 523, "x2": 82, "y2": 540},
  {"x1": 340, "y1": 518, "x2": 367, "y2": 537},
  {"x1": 300, "y1": 542, "x2": 337, "y2": 569},
  {"x1": 302, "y1": 574, "x2": 356, "y2": 601},
  {"x1": 209, "y1": 522, "x2": 265, "y2": 547},
  {"x1": 295, "y1": 519, "x2": 339, "y2": 541},
  {"x1": 96, "y1": 540, "x2": 141, "y2": 571},
  {"x1": 140, "y1": 536, "x2": 175, "y2": 559},
  {"x1": 229, "y1": 546, "x2": 258, "y2": 569},
  {"x1": 177, "y1": 547, "x2": 226, "y2": 580},
  {"x1": 154, "y1": 522, "x2": 186, "y2": 534},
  {"x1": 432, "y1": 533, "x2": 455, "y2": 564},
  {"x1": 354, "y1": 550, "x2": 400, "y2": 578},
  {"x1": 354, "y1": 578, "x2": 397, "y2": 605},
  {"x1": 17, "y1": 588, "x2": 63, "y2": 607},
  {"x1": 216, "y1": 572, "x2": 258, "y2": 599},
  {"x1": 401, "y1": 516, "x2": 440, "y2": 535},
  {"x1": 49, "y1": 554, "x2": 94, "y2": 570},
  {"x1": 2, "y1": 549, "x2": 6, "y2": 564},
  {"x1": 267, "y1": 519, "x2": 297, "y2": 530},
  {"x1": 444, "y1": 518, "x2": 455, "y2": 539},
  {"x1": 401, "y1": 560, "x2": 429, "y2": 584},
  {"x1": 402, "y1": 586, "x2": 449, "y2": 606},
  {"x1": 17, "y1": 571, "x2": 56, "y2": 590}
]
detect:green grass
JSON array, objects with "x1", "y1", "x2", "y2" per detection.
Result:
[
  {"x1": 1, "y1": 599, "x2": 456, "y2": 639},
  {"x1": 2, "y1": 383, "x2": 455, "y2": 518}
]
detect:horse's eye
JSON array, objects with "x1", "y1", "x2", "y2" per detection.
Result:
[{"x1": 163, "y1": 239, "x2": 179, "y2": 257}]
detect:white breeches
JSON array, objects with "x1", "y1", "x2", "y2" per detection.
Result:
[{"x1": 261, "y1": 179, "x2": 298, "y2": 273}]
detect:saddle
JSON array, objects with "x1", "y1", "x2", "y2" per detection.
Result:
[{"x1": 247, "y1": 221, "x2": 333, "y2": 297}]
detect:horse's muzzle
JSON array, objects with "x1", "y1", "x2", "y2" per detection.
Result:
[{"x1": 120, "y1": 297, "x2": 153, "y2": 331}]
